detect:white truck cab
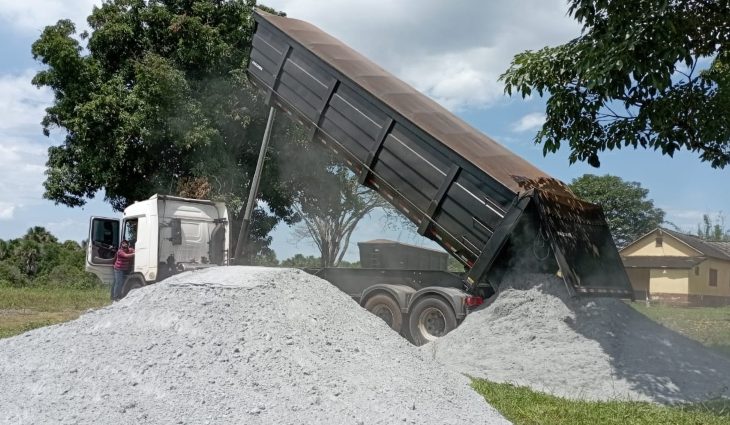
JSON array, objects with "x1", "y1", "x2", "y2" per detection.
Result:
[{"x1": 86, "y1": 194, "x2": 229, "y2": 296}]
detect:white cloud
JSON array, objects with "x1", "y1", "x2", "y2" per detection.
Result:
[
  {"x1": 512, "y1": 112, "x2": 546, "y2": 132},
  {"x1": 0, "y1": 71, "x2": 54, "y2": 215},
  {"x1": 0, "y1": 0, "x2": 98, "y2": 34},
  {"x1": 264, "y1": 0, "x2": 580, "y2": 110},
  {"x1": 0, "y1": 202, "x2": 15, "y2": 219},
  {"x1": 0, "y1": 71, "x2": 52, "y2": 133},
  {"x1": 0, "y1": 139, "x2": 48, "y2": 210}
]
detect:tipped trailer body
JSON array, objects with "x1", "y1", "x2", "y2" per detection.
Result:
[{"x1": 246, "y1": 11, "x2": 633, "y2": 300}]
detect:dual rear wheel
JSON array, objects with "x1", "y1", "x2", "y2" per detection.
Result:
[{"x1": 363, "y1": 293, "x2": 457, "y2": 346}]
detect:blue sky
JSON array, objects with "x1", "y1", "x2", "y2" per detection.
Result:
[{"x1": 0, "y1": 0, "x2": 727, "y2": 262}]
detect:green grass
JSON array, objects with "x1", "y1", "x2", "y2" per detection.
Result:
[
  {"x1": 0, "y1": 286, "x2": 110, "y2": 339},
  {"x1": 630, "y1": 303, "x2": 730, "y2": 357},
  {"x1": 472, "y1": 379, "x2": 730, "y2": 425}
]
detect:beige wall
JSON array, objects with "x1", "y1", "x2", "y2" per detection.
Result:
[
  {"x1": 626, "y1": 268, "x2": 649, "y2": 292},
  {"x1": 649, "y1": 268, "x2": 689, "y2": 294},
  {"x1": 622, "y1": 230, "x2": 700, "y2": 257},
  {"x1": 689, "y1": 259, "x2": 730, "y2": 297}
]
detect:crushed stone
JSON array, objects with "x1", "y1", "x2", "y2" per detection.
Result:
[
  {"x1": 0, "y1": 267, "x2": 508, "y2": 425},
  {"x1": 425, "y1": 272, "x2": 730, "y2": 404}
]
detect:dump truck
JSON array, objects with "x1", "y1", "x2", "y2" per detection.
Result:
[
  {"x1": 87, "y1": 10, "x2": 634, "y2": 346},
  {"x1": 86, "y1": 196, "x2": 474, "y2": 345},
  {"x1": 245, "y1": 10, "x2": 634, "y2": 338},
  {"x1": 87, "y1": 194, "x2": 475, "y2": 345}
]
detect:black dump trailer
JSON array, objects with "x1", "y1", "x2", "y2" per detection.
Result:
[{"x1": 246, "y1": 11, "x2": 634, "y2": 343}]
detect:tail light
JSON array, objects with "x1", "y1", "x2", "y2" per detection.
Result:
[{"x1": 464, "y1": 295, "x2": 484, "y2": 308}]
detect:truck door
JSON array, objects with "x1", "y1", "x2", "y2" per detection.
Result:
[{"x1": 86, "y1": 217, "x2": 120, "y2": 285}]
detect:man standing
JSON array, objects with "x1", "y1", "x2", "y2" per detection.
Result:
[{"x1": 112, "y1": 240, "x2": 135, "y2": 300}]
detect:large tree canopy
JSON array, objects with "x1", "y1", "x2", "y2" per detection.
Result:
[
  {"x1": 569, "y1": 174, "x2": 665, "y2": 248},
  {"x1": 32, "y1": 0, "x2": 306, "y2": 256},
  {"x1": 501, "y1": 0, "x2": 730, "y2": 168}
]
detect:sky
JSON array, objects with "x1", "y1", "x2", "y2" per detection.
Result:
[{"x1": 0, "y1": 0, "x2": 728, "y2": 262}]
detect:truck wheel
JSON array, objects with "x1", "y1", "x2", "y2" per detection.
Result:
[
  {"x1": 364, "y1": 294, "x2": 403, "y2": 333},
  {"x1": 120, "y1": 276, "x2": 145, "y2": 299},
  {"x1": 407, "y1": 296, "x2": 457, "y2": 346}
]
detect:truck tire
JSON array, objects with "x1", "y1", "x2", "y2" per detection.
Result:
[
  {"x1": 407, "y1": 296, "x2": 457, "y2": 346},
  {"x1": 119, "y1": 275, "x2": 145, "y2": 299},
  {"x1": 364, "y1": 294, "x2": 403, "y2": 334}
]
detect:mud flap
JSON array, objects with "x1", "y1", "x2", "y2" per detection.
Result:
[{"x1": 533, "y1": 189, "x2": 634, "y2": 298}]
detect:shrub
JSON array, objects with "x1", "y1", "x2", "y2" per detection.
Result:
[
  {"x1": 35, "y1": 264, "x2": 102, "y2": 289},
  {"x1": 0, "y1": 261, "x2": 30, "y2": 287}
]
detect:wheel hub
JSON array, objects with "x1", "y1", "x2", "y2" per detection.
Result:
[{"x1": 418, "y1": 307, "x2": 446, "y2": 341}]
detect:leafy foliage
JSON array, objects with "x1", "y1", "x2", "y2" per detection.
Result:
[
  {"x1": 31, "y1": 0, "x2": 301, "y2": 256},
  {"x1": 501, "y1": 0, "x2": 730, "y2": 168},
  {"x1": 0, "y1": 228, "x2": 100, "y2": 288},
  {"x1": 250, "y1": 249, "x2": 280, "y2": 267},
  {"x1": 569, "y1": 174, "x2": 665, "y2": 248},
  {"x1": 280, "y1": 254, "x2": 359, "y2": 268},
  {"x1": 291, "y1": 148, "x2": 392, "y2": 267}
]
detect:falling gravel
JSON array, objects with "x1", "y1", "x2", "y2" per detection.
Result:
[
  {"x1": 425, "y1": 272, "x2": 730, "y2": 404},
  {"x1": 0, "y1": 267, "x2": 508, "y2": 425}
]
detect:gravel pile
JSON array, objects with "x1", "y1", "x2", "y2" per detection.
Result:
[
  {"x1": 0, "y1": 267, "x2": 508, "y2": 425},
  {"x1": 425, "y1": 273, "x2": 730, "y2": 404}
]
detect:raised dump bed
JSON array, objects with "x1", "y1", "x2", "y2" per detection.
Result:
[{"x1": 247, "y1": 10, "x2": 633, "y2": 298}]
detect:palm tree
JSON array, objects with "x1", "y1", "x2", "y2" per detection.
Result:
[
  {"x1": 24, "y1": 227, "x2": 58, "y2": 244},
  {"x1": 14, "y1": 239, "x2": 41, "y2": 276}
]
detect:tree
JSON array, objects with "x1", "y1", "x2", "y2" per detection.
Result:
[
  {"x1": 696, "y1": 213, "x2": 730, "y2": 241},
  {"x1": 569, "y1": 174, "x2": 665, "y2": 248},
  {"x1": 13, "y1": 239, "x2": 42, "y2": 277},
  {"x1": 24, "y1": 227, "x2": 58, "y2": 244},
  {"x1": 31, "y1": 0, "x2": 299, "y2": 258},
  {"x1": 0, "y1": 240, "x2": 9, "y2": 261},
  {"x1": 251, "y1": 248, "x2": 280, "y2": 267},
  {"x1": 501, "y1": 0, "x2": 730, "y2": 168},
  {"x1": 292, "y1": 159, "x2": 391, "y2": 267},
  {"x1": 280, "y1": 254, "x2": 322, "y2": 268},
  {"x1": 280, "y1": 254, "x2": 359, "y2": 268}
]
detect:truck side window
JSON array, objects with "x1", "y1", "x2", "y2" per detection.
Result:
[{"x1": 123, "y1": 218, "x2": 139, "y2": 247}]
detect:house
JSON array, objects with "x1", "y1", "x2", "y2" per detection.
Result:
[{"x1": 620, "y1": 228, "x2": 730, "y2": 306}]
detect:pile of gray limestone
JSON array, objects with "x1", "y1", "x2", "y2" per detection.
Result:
[
  {"x1": 0, "y1": 267, "x2": 508, "y2": 425},
  {"x1": 425, "y1": 272, "x2": 730, "y2": 404}
]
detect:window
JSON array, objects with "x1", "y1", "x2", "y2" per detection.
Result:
[
  {"x1": 89, "y1": 218, "x2": 120, "y2": 264},
  {"x1": 709, "y1": 268, "x2": 718, "y2": 287},
  {"x1": 122, "y1": 218, "x2": 138, "y2": 248},
  {"x1": 655, "y1": 237, "x2": 663, "y2": 247},
  {"x1": 695, "y1": 266, "x2": 700, "y2": 276}
]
